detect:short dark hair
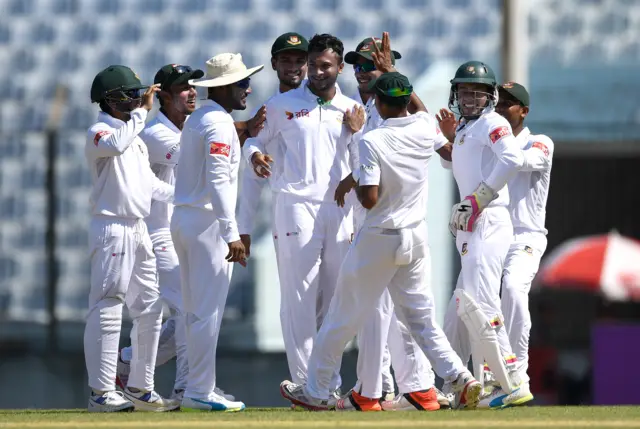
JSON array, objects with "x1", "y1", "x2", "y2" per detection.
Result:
[{"x1": 308, "y1": 34, "x2": 344, "y2": 63}]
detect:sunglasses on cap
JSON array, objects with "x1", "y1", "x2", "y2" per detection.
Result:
[
  {"x1": 354, "y1": 63, "x2": 376, "y2": 73},
  {"x1": 235, "y1": 78, "x2": 251, "y2": 90},
  {"x1": 161, "y1": 65, "x2": 194, "y2": 90}
]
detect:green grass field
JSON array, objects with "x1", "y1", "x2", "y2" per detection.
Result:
[{"x1": 1, "y1": 407, "x2": 640, "y2": 429}]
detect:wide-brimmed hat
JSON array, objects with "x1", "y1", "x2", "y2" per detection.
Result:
[{"x1": 189, "y1": 53, "x2": 264, "y2": 87}]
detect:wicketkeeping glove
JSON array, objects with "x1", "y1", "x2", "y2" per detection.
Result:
[{"x1": 449, "y1": 182, "x2": 497, "y2": 234}]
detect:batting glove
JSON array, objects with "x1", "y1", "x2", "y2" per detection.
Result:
[{"x1": 449, "y1": 182, "x2": 497, "y2": 233}]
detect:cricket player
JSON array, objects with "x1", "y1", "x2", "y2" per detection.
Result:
[
  {"x1": 442, "y1": 60, "x2": 532, "y2": 408},
  {"x1": 245, "y1": 34, "x2": 363, "y2": 396},
  {"x1": 238, "y1": 32, "x2": 309, "y2": 263},
  {"x1": 334, "y1": 33, "x2": 454, "y2": 410},
  {"x1": 279, "y1": 72, "x2": 482, "y2": 411},
  {"x1": 171, "y1": 53, "x2": 263, "y2": 412},
  {"x1": 495, "y1": 82, "x2": 553, "y2": 395},
  {"x1": 85, "y1": 65, "x2": 178, "y2": 412}
]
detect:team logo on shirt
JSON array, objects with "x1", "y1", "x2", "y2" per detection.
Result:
[
  {"x1": 209, "y1": 142, "x2": 230, "y2": 157},
  {"x1": 524, "y1": 245, "x2": 533, "y2": 255},
  {"x1": 532, "y1": 141, "x2": 550, "y2": 157},
  {"x1": 93, "y1": 130, "x2": 111, "y2": 146},
  {"x1": 457, "y1": 134, "x2": 465, "y2": 145},
  {"x1": 489, "y1": 126, "x2": 511, "y2": 144},
  {"x1": 461, "y1": 242, "x2": 468, "y2": 255},
  {"x1": 287, "y1": 35, "x2": 302, "y2": 46}
]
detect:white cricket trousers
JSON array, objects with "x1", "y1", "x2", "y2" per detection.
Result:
[
  {"x1": 84, "y1": 216, "x2": 162, "y2": 393},
  {"x1": 501, "y1": 229, "x2": 547, "y2": 380},
  {"x1": 443, "y1": 206, "x2": 516, "y2": 372},
  {"x1": 306, "y1": 222, "x2": 467, "y2": 399},
  {"x1": 171, "y1": 206, "x2": 233, "y2": 399},
  {"x1": 275, "y1": 192, "x2": 352, "y2": 390}
]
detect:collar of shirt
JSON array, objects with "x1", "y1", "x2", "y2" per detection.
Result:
[
  {"x1": 97, "y1": 110, "x2": 126, "y2": 128},
  {"x1": 199, "y1": 98, "x2": 227, "y2": 113},
  {"x1": 382, "y1": 113, "x2": 417, "y2": 127},
  {"x1": 517, "y1": 126, "x2": 531, "y2": 141},
  {"x1": 156, "y1": 110, "x2": 182, "y2": 135},
  {"x1": 303, "y1": 82, "x2": 343, "y2": 105}
]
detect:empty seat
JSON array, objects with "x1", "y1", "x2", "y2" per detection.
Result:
[
  {"x1": 133, "y1": 0, "x2": 167, "y2": 14},
  {"x1": 552, "y1": 15, "x2": 583, "y2": 37},
  {"x1": 8, "y1": 0, "x2": 34, "y2": 15},
  {"x1": 246, "y1": 21, "x2": 272, "y2": 42},
  {"x1": 224, "y1": 0, "x2": 252, "y2": 12},
  {"x1": 21, "y1": 165, "x2": 45, "y2": 190},
  {"x1": 334, "y1": 19, "x2": 360, "y2": 40},
  {"x1": 462, "y1": 16, "x2": 492, "y2": 38},
  {"x1": 199, "y1": 20, "x2": 230, "y2": 41},
  {"x1": 13, "y1": 48, "x2": 38, "y2": 73},
  {"x1": 596, "y1": 13, "x2": 629, "y2": 36},
  {"x1": 154, "y1": 21, "x2": 185, "y2": 43},
  {"x1": 0, "y1": 24, "x2": 11, "y2": 44},
  {"x1": 116, "y1": 22, "x2": 143, "y2": 43},
  {"x1": 381, "y1": 17, "x2": 403, "y2": 39},
  {"x1": 19, "y1": 223, "x2": 46, "y2": 247},
  {"x1": 402, "y1": 0, "x2": 433, "y2": 7},
  {"x1": 53, "y1": 48, "x2": 81, "y2": 72},
  {"x1": 73, "y1": 22, "x2": 100, "y2": 45},
  {"x1": 30, "y1": 22, "x2": 57, "y2": 44},
  {"x1": 178, "y1": 0, "x2": 209, "y2": 13},
  {"x1": 97, "y1": 0, "x2": 122, "y2": 15},
  {"x1": 269, "y1": 0, "x2": 295, "y2": 11},
  {"x1": 420, "y1": 16, "x2": 450, "y2": 39},
  {"x1": 52, "y1": 0, "x2": 80, "y2": 15},
  {"x1": 448, "y1": 0, "x2": 472, "y2": 8},
  {"x1": 62, "y1": 165, "x2": 92, "y2": 189},
  {"x1": 0, "y1": 256, "x2": 18, "y2": 282}
]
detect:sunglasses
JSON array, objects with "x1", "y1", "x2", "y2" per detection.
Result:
[
  {"x1": 354, "y1": 63, "x2": 376, "y2": 73},
  {"x1": 105, "y1": 88, "x2": 142, "y2": 102},
  {"x1": 235, "y1": 78, "x2": 251, "y2": 89}
]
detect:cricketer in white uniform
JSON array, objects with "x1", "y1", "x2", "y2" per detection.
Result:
[
  {"x1": 245, "y1": 34, "x2": 362, "y2": 394},
  {"x1": 115, "y1": 63, "x2": 204, "y2": 400},
  {"x1": 279, "y1": 72, "x2": 482, "y2": 411},
  {"x1": 443, "y1": 61, "x2": 532, "y2": 408},
  {"x1": 171, "y1": 53, "x2": 263, "y2": 412},
  {"x1": 336, "y1": 35, "x2": 454, "y2": 410},
  {"x1": 85, "y1": 65, "x2": 178, "y2": 412},
  {"x1": 495, "y1": 82, "x2": 554, "y2": 388},
  {"x1": 238, "y1": 32, "x2": 309, "y2": 262}
]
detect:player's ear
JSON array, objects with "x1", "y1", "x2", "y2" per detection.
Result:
[
  {"x1": 338, "y1": 61, "x2": 344, "y2": 74},
  {"x1": 271, "y1": 57, "x2": 277, "y2": 71},
  {"x1": 521, "y1": 106, "x2": 529, "y2": 119}
]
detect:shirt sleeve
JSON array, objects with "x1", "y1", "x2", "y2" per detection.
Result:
[
  {"x1": 521, "y1": 136, "x2": 554, "y2": 172},
  {"x1": 141, "y1": 128, "x2": 180, "y2": 167},
  {"x1": 349, "y1": 129, "x2": 362, "y2": 182},
  {"x1": 484, "y1": 119, "x2": 525, "y2": 192},
  {"x1": 151, "y1": 176, "x2": 174, "y2": 203},
  {"x1": 358, "y1": 137, "x2": 381, "y2": 186},
  {"x1": 237, "y1": 163, "x2": 266, "y2": 235},
  {"x1": 204, "y1": 120, "x2": 240, "y2": 243},
  {"x1": 86, "y1": 108, "x2": 148, "y2": 158}
]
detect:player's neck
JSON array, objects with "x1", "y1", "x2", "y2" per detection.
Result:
[
  {"x1": 279, "y1": 82, "x2": 297, "y2": 94},
  {"x1": 359, "y1": 90, "x2": 372, "y2": 104},
  {"x1": 160, "y1": 107, "x2": 187, "y2": 131},
  {"x1": 512, "y1": 122, "x2": 524, "y2": 137},
  {"x1": 208, "y1": 96, "x2": 233, "y2": 113},
  {"x1": 308, "y1": 84, "x2": 336, "y2": 103}
]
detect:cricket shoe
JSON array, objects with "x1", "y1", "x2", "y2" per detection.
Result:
[
  {"x1": 181, "y1": 392, "x2": 246, "y2": 412},
  {"x1": 381, "y1": 389, "x2": 440, "y2": 411},
  {"x1": 334, "y1": 390, "x2": 382, "y2": 412},
  {"x1": 450, "y1": 371, "x2": 482, "y2": 410},
  {"x1": 122, "y1": 387, "x2": 181, "y2": 412},
  {"x1": 381, "y1": 390, "x2": 396, "y2": 403},
  {"x1": 434, "y1": 387, "x2": 452, "y2": 409},
  {"x1": 88, "y1": 390, "x2": 135, "y2": 413},
  {"x1": 280, "y1": 380, "x2": 330, "y2": 411},
  {"x1": 115, "y1": 350, "x2": 130, "y2": 390},
  {"x1": 170, "y1": 389, "x2": 184, "y2": 401},
  {"x1": 214, "y1": 387, "x2": 236, "y2": 401},
  {"x1": 478, "y1": 383, "x2": 533, "y2": 409}
]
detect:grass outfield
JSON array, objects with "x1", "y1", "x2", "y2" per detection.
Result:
[{"x1": 1, "y1": 407, "x2": 640, "y2": 429}]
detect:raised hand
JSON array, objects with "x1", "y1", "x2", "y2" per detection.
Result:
[{"x1": 371, "y1": 32, "x2": 397, "y2": 74}]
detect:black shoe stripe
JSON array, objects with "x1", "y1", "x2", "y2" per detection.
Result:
[
  {"x1": 404, "y1": 393, "x2": 425, "y2": 410},
  {"x1": 348, "y1": 394, "x2": 362, "y2": 411}
]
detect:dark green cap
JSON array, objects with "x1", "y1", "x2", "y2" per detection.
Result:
[
  {"x1": 499, "y1": 81, "x2": 530, "y2": 107},
  {"x1": 154, "y1": 64, "x2": 204, "y2": 90},
  {"x1": 369, "y1": 72, "x2": 413, "y2": 106},
  {"x1": 345, "y1": 37, "x2": 401, "y2": 65},
  {"x1": 90, "y1": 65, "x2": 147, "y2": 103},
  {"x1": 271, "y1": 32, "x2": 309, "y2": 56}
]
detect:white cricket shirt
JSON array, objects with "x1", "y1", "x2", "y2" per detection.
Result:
[
  {"x1": 174, "y1": 100, "x2": 241, "y2": 243},
  {"x1": 451, "y1": 110, "x2": 525, "y2": 207},
  {"x1": 243, "y1": 83, "x2": 361, "y2": 203},
  {"x1": 508, "y1": 127, "x2": 554, "y2": 234},
  {"x1": 140, "y1": 110, "x2": 181, "y2": 232},
  {"x1": 358, "y1": 112, "x2": 440, "y2": 229},
  {"x1": 85, "y1": 109, "x2": 174, "y2": 219}
]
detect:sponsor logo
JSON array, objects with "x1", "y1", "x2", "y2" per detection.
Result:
[
  {"x1": 461, "y1": 242, "x2": 468, "y2": 255},
  {"x1": 524, "y1": 245, "x2": 533, "y2": 255},
  {"x1": 166, "y1": 143, "x2": 179, "y2": 160},
  {"x1": 93, "y1": 130, "x2": 110, "y2": 146},
  {"x1": 532, "y1": 141, "x2": 550, "y2": 157},
  {"x1": 209, "y1": 142, "x2": 230, "y2": 157},
  {"x1": 489, "y1": 126, "x2": 511, "y2": 144},
  {"x1": 286, "y1": 109, "x2": 310, "y2": 120}
]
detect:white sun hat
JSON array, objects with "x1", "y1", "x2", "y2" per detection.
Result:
[{"x1": 189, "y1": 53, "x2": 264, "y2": 87}]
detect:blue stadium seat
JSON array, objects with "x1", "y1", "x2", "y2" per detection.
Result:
[
  {"x1": 449, "y1": 43, "x2": 472, "y2": 60},
  {"x1": 270, "y1": 0, "x2": 295, "y2": 11},
  {"x1": 420, "y1": 17, "x2": 450, "y2": 39},
  {"x1": 358, "y1": 0, "x2": 384, "y2": 10},
  {"x1": 31, "y1": 22, "x2": 57, "y2": 44},
  {"x1": 117, "y1": 22, "x2": 143, "y2": 43},
  {"x1": 381, "y1": 18, "x2": 403, "y2": 39},
  {"x1": 95, "y1": 50, "x2": 124, "y2": 69},
  {"x1": 316, "y1": 0, "x2": 339, "y2": 10},
  {"x1": 63, "y1": 165, "x2": 92, "y2": 189},
  {"x1": 134, "y1": 0, "x2": 167, "y2": 14},
  {"x1": 463, "y1": 17, "x2": 491, "y2": 38},
  {"x1": 22, "y1": 166, "x2": 45, "y2": 190},
  {"x1": 143, "y1": 48, "x2": 169, "y2": 72},
  {"x1": 63, "y1": 106, "x2": 95, "y2": 131},
  {"x1": 54, "y1": 49, "x2": 81, "y2": 72},
  {"x1": 293, "y1": 20, "x2": 318, "y2": 38},
  {"x1": 596, "y1": 13, "x2": 629, "y2": 35},
  {"x1": 448, "y1": 0, "x2": 472, "y2": 7},
  {"x1": 8, "y1": 0, "x2": 34, "y2": 15},
  {"x1": 0, "y1": 24, "x2": 11, "y2": 44},
  {"x1": 178, "y1": 0, "x2": 209, "y2": 12},
  {"x1": 53, "y1": 0, "x2": 80, "y2": 15},
  {"x1": 402, "y1": 0, "x2": 432, "y2": 7},
  {"x1": 97, "y1": 0, "x2": 121, "y2": 14},
  {"x1": 246, "y1": 21, "x2": 273, "y2": 42},
  {"x1": 14, "y1": 48, "x2": 37, "y2": 73},
  {"x1": 334, "y1": 19, "x2": 360, "y2": 40},
  {"x1": 0, "y1": 134, "x2": 26, "y2": 159},
  {"x1": 73, "y1": 22, "x2": 100, "y2": 45},
  {"x1": 224, "y1": 0, "x2": 252, "y2": 12},
  {"x1": 404, "y1": 47, "x2": 432, "y2": 77},
  {"x1": 155, "y1": 21, "x2": 185, "y2": 43},
  {"x1": 553, "y1": 16, "x2": 582, "y2": 37},
  {"x1": 199, "y1": 21, "x2": 230, "y2": 41},
  {"x1": 59, "y1": 227, "x2": 88, "y2": 247},
  {"x1": 19, "y1": 224, "x2": 46, "y2": 247},
  {"x1": 0, "y1": 256, "x2": 18, "y2": 282}
]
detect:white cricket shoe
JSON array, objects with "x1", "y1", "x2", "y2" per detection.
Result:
[
  {"x1": 181, "y1": 393, "x2": 245, "y2": 412},
  {"x1": 279, "y1": 380, "x2": 330, "y2": 411},
  {"x1": 122, "y1": 387, "x2": 180, "y2": 412},
  {"x1": 214, "y1": 387, "x2": 236, "y2": 401},
  {"x1": 115, "y1": 350, "x2": 130, "y2": 390},
  {"x1": 434, "y1": 387, "x2": 452, "y2": 409},
  {"x1": 170, "y1": 389, "x2": 184, "y2": 401},
  {"x1": 381, "y1": 389, "x2": 440, "y2": 411},
  {"x1": 451, "y1": 371, "x2": 482, "y2": 410},
  {"x1": 88, "y1": 390, "x2": 134, "y2": 413},
  {"x1": 478, "y1": 382, "x2": 533, "y2": 409}
]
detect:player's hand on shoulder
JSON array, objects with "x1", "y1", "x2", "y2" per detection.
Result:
[
  {"x1": 436, "y1": 108, "x2": 458, "y2": 143},
  {"x1": 248, "y1": 105, "x2": 267, "y2": 137},
  {"x1": 226, "y1": 239, "x2": 247, "y2": 267},
  {"x1": 142, "y1": 84, "x2": 161, "y2": 111},
  {"x1": 344, "y1": 105, "x2": 365, "y2": 134}
]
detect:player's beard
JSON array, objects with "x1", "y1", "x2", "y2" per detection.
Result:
[{"x1": 309, "y1": 74, "x2": 337, "y2": 94}]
